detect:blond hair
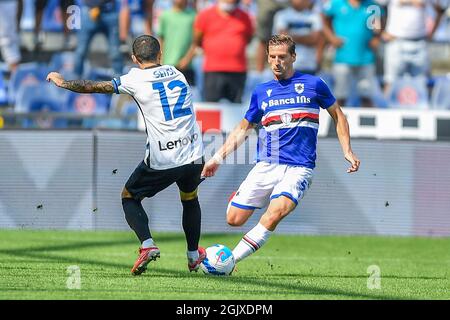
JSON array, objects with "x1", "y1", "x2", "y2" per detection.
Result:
[{"x1": 266, "y1": 34, "x2": 296, "y2": 55}]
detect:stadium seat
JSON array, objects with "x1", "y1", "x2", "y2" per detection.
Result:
[
  {"x1": 67, "y1": 92, "x2": 110, "y2": 115},
  {"x1": 115, "y1": 100, "x2": 138, "y2": 129},
  {"x1": 107, "y1": 94, "x2": 138, "y2": 129},
  {"x1": 366, "y1": 76, "x2": 389, "y2": 108},
  {"x1": 66, "y1": 92, "x2": 111, "y2": 128},
  {"x1": 430, "y1": 74, "x2": 450, "y2": 110},
  {"x1": 49, "y1": 51, "x2": 83, "y2": 78},
  {"x1": 14, "y1": 83, "x2": 68, "y2": 128},
  {"x1": 85, "y1": 67, "x2": 115, "y2": 81},
  {"x1": 109, "y1": 93, "x2": 133, "y2": 115},
  {"x1": 386, "y1": 76, "x2": 429, "y2": 109},
  {"x1": 49, "y1": 51, "x2": 93, "y2": 80},
  {"x1": 121, "y1": 102, "x2": 137, "y2": 116},
  {"x1": 338, "y1": 74, "x2": 388, "y2": 108},
  {"x1": 15, "y1": 82, "x2": 67, "y2": 112},
  {"x1": 8, "y1": 63, "x2": 51, "y2": 105}
]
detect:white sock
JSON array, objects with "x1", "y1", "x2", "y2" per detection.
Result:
[
  {"x1": 141, "y1": 238, "x2": 155, "y2": 249},
  {"x1": 187, "y1": 250, "x2": 199, "y2": 262},
  {"x1": 232, "y1": 223, "x2": 272, "y2": 263}
]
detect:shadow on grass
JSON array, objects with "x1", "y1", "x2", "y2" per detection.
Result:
[
  {"x1": 0, "y1": 233, "x2": 231, "y2": 254},
  {"x1": 0, "y1": 238, "x2": 414, "y2": 300}
]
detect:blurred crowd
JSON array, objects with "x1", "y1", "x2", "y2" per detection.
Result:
[{"x1": 1, "y1": 0, "x2": 450, "y2": 128}]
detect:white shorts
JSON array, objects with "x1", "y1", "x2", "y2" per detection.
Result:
[{"x1": 230, "y1": 162, "x2": 314, "y2": 210}]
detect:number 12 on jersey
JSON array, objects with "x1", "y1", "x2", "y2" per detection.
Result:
[{"x1": 153, "y1": 80, "x2": 192, "y2": 121}]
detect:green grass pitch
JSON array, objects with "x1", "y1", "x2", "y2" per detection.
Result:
[{"x1": 0, "y1": 230, "x2": 449, "y2": 300}]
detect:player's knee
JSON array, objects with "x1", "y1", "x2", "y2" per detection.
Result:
[
  {"x1": 121, "y1": 187, "x2": 133, "y2": 199},
  {"x1": 226, "y1": 207, "x2": 249, "y2": 227},
  {"x1": 227, "y1": 214, "x2": 244, "y2": 227}
]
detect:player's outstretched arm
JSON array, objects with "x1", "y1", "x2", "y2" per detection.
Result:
[
  {"x1": 46, "y1": 72, "x2": 115, "y2": 94},
  {"x1": 201, "y1": 119, "x2": 256, "y2": 178},
  {"x1": 327, "y1": 102, "x2": 360, "y2": 173}
]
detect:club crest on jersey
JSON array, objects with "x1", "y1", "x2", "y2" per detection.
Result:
[
  {"x1": 261, "y1": 101, "x2": 268, "y2": 111},
  {"x1": 280, "y1": 113, "x2": 292, "y2": 125},
  {"x1": 295, "y1": 83, "x2": 304, "y2": 94}
]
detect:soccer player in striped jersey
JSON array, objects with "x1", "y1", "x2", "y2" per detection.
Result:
[
  {"x1": 201, "y1": 34, "x2": 360, "y2": 263},
  {"x1": 47, "y1": 35, "x2": 206, "y2": 275}
]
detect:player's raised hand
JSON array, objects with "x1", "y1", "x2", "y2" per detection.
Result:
[
  {"x1": 345, "y1": 152, "x2": 360, "y2": 173},
  {"x1": 46, "y1": 72, "x2": 65, "y2": 87},
  {"x1": 201, "y1": 158, "x2": 221, "y2": 178}
]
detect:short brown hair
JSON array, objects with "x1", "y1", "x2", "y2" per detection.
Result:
[{"x1": 266, "y1": 34, "x2": 296, "y2": 56}]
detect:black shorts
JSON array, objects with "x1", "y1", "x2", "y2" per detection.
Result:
[
  {"x1": 203, "y1": 72, "x2": 246, "y2": 103},
  {"x1": 125, "y1": 159, "x2": 205, "y2": 200},
  {"x1": 181, "y1": 68, "x2": 195, "y2": 86}
]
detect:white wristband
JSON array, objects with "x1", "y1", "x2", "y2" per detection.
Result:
[{"x1": 212, "y1": 153, "x2": 223, "y2": 164}]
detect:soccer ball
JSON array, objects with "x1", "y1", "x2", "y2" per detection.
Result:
[{"x1": 200, "y1": 244, "x2": 235, "y2": 276}]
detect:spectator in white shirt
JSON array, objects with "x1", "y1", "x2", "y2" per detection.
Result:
[
  {"x1": 0, "y1": 0, "x2": 21, "y2": 73},
  {"x1": 377, "y1": 0, "x2": 446, "y2": 94},
  {"x1": 273, "y1": 0, "x2": 323, "y2": 74}
]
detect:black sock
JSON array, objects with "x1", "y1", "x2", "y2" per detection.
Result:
[
  {"x1": 181, "y1": 198, "x2": 201, "y2": 252},
  {"x1": 122, "y1": 198, "x2": 151, "y2": 243}
]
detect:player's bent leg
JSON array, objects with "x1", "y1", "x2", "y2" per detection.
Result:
[
  {"x1": 260, "y1": 196, "x2": 297, "y2": 231},
  {"x1": 121, "y1": 186, "x2": 160, "y2": 275},
  {"x1": 226, "y1": 191, "x2": 256, "y2": 226},
  {"x1": 226, "y1": 205, "x2": 254, "y2": 227},
  {"x1": 121, "y1": 187, "x2": 151, "y2": 242},
  {"x1": 232, "y1": 196, "x2": 296, "y2": 263}
]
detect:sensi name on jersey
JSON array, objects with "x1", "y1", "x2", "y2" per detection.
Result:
[
  {"x1": 153, "y1": 67, "x2": 177, "y2": 78},
  {"x1": 158, "y1": 133, "x2": 199, "y2": 151},
  {"x1": 267, "y1": 95, "x2": 311, "y2": 107}
]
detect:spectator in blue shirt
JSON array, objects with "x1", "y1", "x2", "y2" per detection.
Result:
[{"x1": 322, "y1": 0, "x2": 381, "y2": 107}]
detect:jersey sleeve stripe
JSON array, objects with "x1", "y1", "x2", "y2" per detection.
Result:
[{"x1": 112, "y1": 78, "x2": 121, "y2": 94}]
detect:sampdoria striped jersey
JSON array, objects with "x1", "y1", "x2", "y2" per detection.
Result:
[{"x1": 244, "y1": 71, "x2": 336, "y2": 169}]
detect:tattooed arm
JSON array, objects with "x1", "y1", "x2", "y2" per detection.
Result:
[{"x1": 46, "y1": 72, "x2": 115, "y2": 94}]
